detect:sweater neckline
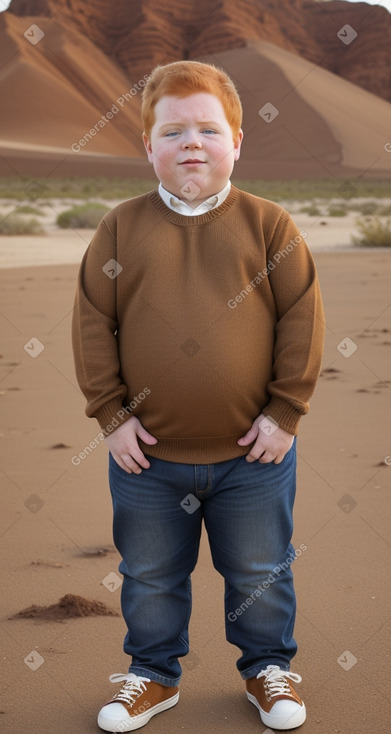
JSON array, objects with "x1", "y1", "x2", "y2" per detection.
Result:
[{"x1": 148, "y1": 185, "x2": 239, "y2": 225}]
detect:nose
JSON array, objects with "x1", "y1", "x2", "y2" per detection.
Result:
[{"x1": 181, "y1": 131, "x2": 202, "y2": 150}]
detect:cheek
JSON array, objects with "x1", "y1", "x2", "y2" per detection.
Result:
[
  {"x1": 209, "y1": 135, "x2": 234, "y2": 154},
  {"x1": 152, "y1": 144, "x2": 175, "y2": 169},
  {"x1": 212, "y1": 142, "x2": 235, "y2": 168}
]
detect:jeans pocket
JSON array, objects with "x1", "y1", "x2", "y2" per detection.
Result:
[{"x1": 108, "y1": 451, "x2": 142, "y2": 477}]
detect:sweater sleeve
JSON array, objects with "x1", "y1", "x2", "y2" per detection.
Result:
[
  {"x1": 262, "y1": 210, "x2": 325, "y2": 435},
  {"x1": 71, "y1": 214, "x2": 129, "y2": 432}
]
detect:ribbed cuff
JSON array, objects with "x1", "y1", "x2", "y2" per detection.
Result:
[
  {"x1": 94, "y1": 398, "x2": 132, "y2": 435},
  {"x1": 262, "y1": 397, "x2": 306, "y2": 436}
]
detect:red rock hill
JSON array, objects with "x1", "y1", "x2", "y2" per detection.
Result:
[{"x1": 8, "y1": 0, "x2": 391, "y2": 102}]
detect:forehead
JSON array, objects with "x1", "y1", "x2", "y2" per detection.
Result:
[{"x1": 153, "y1": 93, "x2": 227, "y2": 124}]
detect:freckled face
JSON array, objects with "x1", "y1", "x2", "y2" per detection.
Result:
[{"x1": 143, "y1": 93, "x2": 243, "y2": 207}]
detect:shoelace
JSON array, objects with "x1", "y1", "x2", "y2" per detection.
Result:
[
  {"x1": 256, "y1": 665, "x2": 302, "y2": 698},
  {"x1": 109, "y1": 673, "x2": 151, "y2": 705}
]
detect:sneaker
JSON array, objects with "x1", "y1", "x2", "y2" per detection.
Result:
[
  {"x1": 246, "y1": 664, "x2": 306, "y2": 730},
  {"x1": 97, "y1": 673, "x2": 179, "y2": 732}
]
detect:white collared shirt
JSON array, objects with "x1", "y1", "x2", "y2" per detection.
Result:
[{"x1": 158, "y1": 180, "x2": 231, "y2": 216}]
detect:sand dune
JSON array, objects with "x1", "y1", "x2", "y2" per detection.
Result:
[
  {"x1": 229, "y1": 41, "x2": 391, "y2": 173},
  {"x1": 202, "y1": 42, "x2": 391, "y2": 179},
  {"x1": 1, "y1": 33, "x2": 391, "y2": 179},
  {"x1": 0, "y1": 12, "x2": 145, "y2": 156}
]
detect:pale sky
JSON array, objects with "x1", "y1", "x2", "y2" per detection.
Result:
[
  {"x1": 319, "y1": 0, "x2": 391, "y2": 8},
  {"x1": 0, "y1": 0, "x2": 391, "y2": 9}
]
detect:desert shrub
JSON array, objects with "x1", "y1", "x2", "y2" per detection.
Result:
[
  {"x1": 352, "y1": 217, "x2": 391, "y2": 247},
  {"x1": 327, "y1": 205, "x2": 347, "y2": 217},
  {"x1": 377, "y1": 203, "x2": 391, "y2": 216},
  {"x1": 350, "y1": 201, "x2": 378, "y2": 216},
  {"x1": 56, "y1": 202, "x2": 110, "y2": 228},
  {"x1": 17, "y1": 205, "x2": 44, "y2": 215},
  {"x1": 299, "y1": 205, "x2": 322, "y2": 216},
  {"x1": 0, "y1": 215, "x2": 43, "y2": 235}
]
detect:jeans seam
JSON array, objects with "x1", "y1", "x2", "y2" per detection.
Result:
[{"x1": 194, "y1": 464, "x2": 214, "y2": 497}]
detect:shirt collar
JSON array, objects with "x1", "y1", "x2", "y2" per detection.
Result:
[{"x1": 158, "y1": 181, "x2": 231, "y2": 216}]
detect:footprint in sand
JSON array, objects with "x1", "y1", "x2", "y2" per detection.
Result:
[
  {"x1": 319, "y1": 367, "x2": 341, "y2": 380},
  {"x1": 30, "y1": 559, "x2": 69, "y2": 569}
]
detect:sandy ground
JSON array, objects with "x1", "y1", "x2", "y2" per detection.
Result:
[{"x1": 1, "y1": 248, "x2": 391, "y2": 734}]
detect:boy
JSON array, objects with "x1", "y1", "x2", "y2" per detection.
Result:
[{"x1": 72, "y1": 60, "x2": 325, "y2": 732}]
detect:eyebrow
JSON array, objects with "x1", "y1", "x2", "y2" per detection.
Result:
[{"x1": 159, "y1": 121, "x2": 221, "y2": 130}]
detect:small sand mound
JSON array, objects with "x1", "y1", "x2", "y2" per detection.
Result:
[
  {"x1": 9, "y1": 594, "x2": 119, "y2": 621},
  {"x1": 79, "y1": 546, "x2": 116, "y2": 557}
]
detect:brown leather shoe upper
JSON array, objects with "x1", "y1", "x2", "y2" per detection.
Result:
[
  {"x1": 246, "y1": 669, "x2": 303, "y2": 715},
  {"x1": 108, "y1": 679, "x2": 179, "y2": 718}
]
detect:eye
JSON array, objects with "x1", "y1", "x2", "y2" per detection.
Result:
[
  {"x1": 163, "y1": 131, "x2": 180, "y2": 137},
  {"x1": 202, "y1": 129, "x2": 217, "y2": 134}
]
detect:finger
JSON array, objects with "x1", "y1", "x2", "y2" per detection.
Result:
[
  {"x1": 129, "y1": 450, "x2": 151, "y2": 470},
  {"x1": 111, "y1": 445, "x2": 144, "y2": 474},
  {"x1": 244, "y1": 434, "x2": 268, "y2": 461},
  {"x1": 237, "y1": 426, "x2": 259, "y2": 445},
  {"x1": 121, "y1": 455, "x2": 143, "y2": 474},
  {"x1": 112, "y1": 454, "x2": 133, "y2": 474},
  {"x1": 137, "y1": 426, "x2": 158, "y2": 445},
  {"x1": 246, "y1": 448, "x2": 264, "y2": 462},
  {"x1": 273, "y1": 448, "x2": 289, "y2": 465},
  {"x1": 122, "y1": 441, "x2": 152, "y2": 470},
  {"x1": 258, "y1": 451, "x2": 276, "y2": 464}
]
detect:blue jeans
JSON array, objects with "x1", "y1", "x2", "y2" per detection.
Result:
[{"x1": 108, "y1": 440, "x2": 298, "y2": 687}]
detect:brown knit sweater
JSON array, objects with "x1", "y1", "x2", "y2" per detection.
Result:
[{"x1": 72, "y1": 185, "x2": 325, "y2": 463}]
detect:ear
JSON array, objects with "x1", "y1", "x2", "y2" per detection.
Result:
[
  {"x1": 143, "y1": 132, "x2": 153, "y2": 163},
  {"x1": 233, "y1": 129, "x2": 243, "y2": 161}
]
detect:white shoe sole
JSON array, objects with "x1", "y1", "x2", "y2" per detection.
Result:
[
  {"x1": 246, "y1": 691, "x2": 306, "y2": 730},
  {"x1": 97, "y1": 692, "x2": 179, "y2": 732}
]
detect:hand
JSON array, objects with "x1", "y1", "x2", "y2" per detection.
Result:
[
  {"x1": 237, "y1": 413, "x2": 294, "y2": 464},
  {"x1": 105, "y1": 416, "x2": 158, "y2": 474}
]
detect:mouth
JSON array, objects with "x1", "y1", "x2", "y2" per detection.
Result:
[{"x1": 180, "y1": 159, "x2": 206, "y2": 165}]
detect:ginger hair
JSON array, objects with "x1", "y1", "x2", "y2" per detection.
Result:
[{"x1": 141, "y1": 60, "x2": 242, "y2": 141}]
